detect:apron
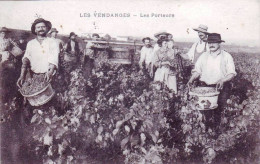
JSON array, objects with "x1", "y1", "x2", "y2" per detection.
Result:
[{"x1": 154, "y1": 66, "x2": 169, "y2": 82}]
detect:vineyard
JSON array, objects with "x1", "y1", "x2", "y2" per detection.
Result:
[{"x1": 0, "y1": 48, "x2": 260, "y2": 164}]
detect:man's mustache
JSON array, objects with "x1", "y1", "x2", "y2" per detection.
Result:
[
  {"x1": 209, "y1": 46, "x2": 215, "y2": 48},
  {"x1": 38, "y1": 30, "x2": 45, "y2": 33}
]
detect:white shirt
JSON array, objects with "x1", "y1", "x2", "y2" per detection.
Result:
[
  {"x1": 139, "y1": 46, "x2": 154, "y2": 66},
  {"x1": 187, "y1": 40, "x2": 210, "y2": 63},
  {"x1": 23, "y1": 38, "x2": 59, "y2": 73},
  {"x1": 53, "y1": 38, "x2": 64, "y2": 52},
  {"x1": 194, "y1": 49, "x2": 237, "y2": 85}
]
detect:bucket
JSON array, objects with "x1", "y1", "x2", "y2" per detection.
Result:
[
  {"x1": 20, "y1": 83, "x2": 55, "y2": 106},
  {"x1": 188, "y1": 87, "x2": 220, "y2": 110}
]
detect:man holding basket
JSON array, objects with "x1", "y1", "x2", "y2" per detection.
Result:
[
  {"x1": 187, "y1": 33, "x2": 236, "y2": 130},
  {"x1": 17, "y1": 18, "x2": 59, "y2": 106}
]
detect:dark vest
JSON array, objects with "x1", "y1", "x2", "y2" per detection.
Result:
[{"x1": 65, "y1": 40, "x2": 80, "y2": 54}]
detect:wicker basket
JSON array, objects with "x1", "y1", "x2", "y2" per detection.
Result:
[
  {"x1": 189, "y1": 87, "x2": 220, "y2": 110},
  {"x1": 20, "y1": 83, "x2": 55, "y2": 106}
]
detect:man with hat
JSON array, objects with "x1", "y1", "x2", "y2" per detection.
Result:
[
  {"x1": 139, "y1": 37, "x2": 154, "y2": 76},
  {"x1": 64, "y1": 32, "x2": 80, "y2": 57},
  {"x1": 17, "y1": 18, "x2": 59, "y2": 88},
  {"x1": 84, "y1": 33, "x2": 100, "y2": 59},
  {"x1": 92, "y1": 33, "x2": 100, "y2": 40},
  {"x1": 62, "y1": 32, "x2": 81, "y2": 73},
  {"x1": 0, "y1": 27, "x2": 18, "y2": 103},
  {"x1": 49, "y1": 28, "x2": 64, "y2": 53},
  {"x1": 0, "y1": 27, "x2": 17, "y2": 63},
  {"x1": 187, "y1": 33, "x2": 236, "y2": 130},
  {"x1": 180, "y1": 24, "x2": 210, "y2": 64}
]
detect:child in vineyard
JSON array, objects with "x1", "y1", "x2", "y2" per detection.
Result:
[{"x1": 153, "y1": 38, "x2": 178, "y2": 94}]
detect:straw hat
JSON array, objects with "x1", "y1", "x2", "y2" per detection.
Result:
[
  {"x1": 193, "y1": 24, "x2": 209, "y2": 33},
  {"x1": 154, "y1": 31, "x2": 171, "y2": 38}
]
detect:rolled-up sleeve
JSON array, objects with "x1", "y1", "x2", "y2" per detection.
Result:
[
  {"x1": 139, "y1": 47, "x2": 146, "y2": 65},
  {"x1": 48, "y1": 39, "x2": 59, "y2": 68},
  {"x1": 22, "y1": 42, "x2": 31, "y2": 61},
  {"x1": 194, "y1": 54, "x2": 204, "y2": 74},
  {"x1": 225, "y1": 53, "x2": 237, "y2": 76},
  {"x1": 186, "y1": 42, "x2": 196, "y2": 61}
]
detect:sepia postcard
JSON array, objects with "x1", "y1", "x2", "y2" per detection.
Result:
[{"x1": 0, "y1": 0, "x2": 259, "y2": 163}]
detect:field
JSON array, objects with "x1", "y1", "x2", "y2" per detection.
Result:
[{"x1": 0, "y1": 31, "x2": 260, "y2": 164}]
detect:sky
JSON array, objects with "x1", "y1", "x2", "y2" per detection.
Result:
[{"x1": 0, "y1": 0, "x2": 259, "y2": 46}]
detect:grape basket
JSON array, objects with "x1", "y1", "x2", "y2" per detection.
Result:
[
  {"x1": 18, "y1": 73, "x2": 55, "y2": 106},
  {"x1": 189, "y1": 87, "x2": 220, "y2": 110}
]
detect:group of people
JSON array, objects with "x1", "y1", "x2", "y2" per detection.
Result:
[
  {"x1": 0, "y1": 18, "x2": 113, "y2": 106},
  {"x1": 139, "y1": 33, "x2": 178, "y2": 93},
  {"x1": 1, "y1": 18, "x2": 237, "y2": 129},
  {"x1": 139, "y1": 24, "x2": 237, "y2": 128},
  {"x1": 139, "y1": 25, "x2": 236, "y2": 94}
]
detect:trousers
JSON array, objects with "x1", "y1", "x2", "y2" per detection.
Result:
[{"x1": 196, "y1": 80, "x2": 231, "y2": 131}]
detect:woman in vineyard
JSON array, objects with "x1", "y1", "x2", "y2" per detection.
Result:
[{"x1": 153, "y1": 38, "x2": 178, "y2": 93}]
